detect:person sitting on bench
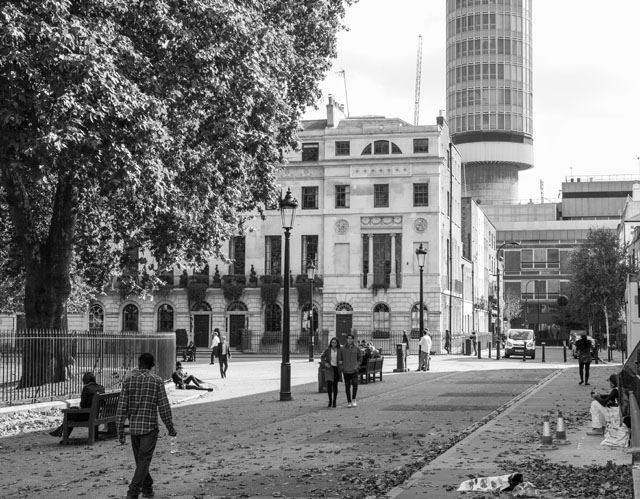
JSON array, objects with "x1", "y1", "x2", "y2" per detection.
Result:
[
  {"x1": 183, "y1": 341, "x2": 196, "y2": 362},
  {"x1": 49, "y1": 371, "x2": 105, "y2": 438},
  {"x1": 172, "y1": 362, "x2": 212, "y2": 391}
]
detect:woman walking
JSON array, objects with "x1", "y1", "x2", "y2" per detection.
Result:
[{"x1": 320, "y1": 337, "x2": 342, "y2": 408}]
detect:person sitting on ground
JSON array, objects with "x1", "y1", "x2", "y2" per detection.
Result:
[
  {"x1": 172, "y1": 362, "x2": 211, "y2": 391},
  {"x1": 49, "y1": 371, "x2": 105, "y2": 438},
  {"x1": 587, "y1": 373, "x2": 620, "y2": 436}
]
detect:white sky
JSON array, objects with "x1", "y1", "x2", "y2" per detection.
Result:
[{"x1": 304, "y1": 0, "x2": 640, "y2": 202}]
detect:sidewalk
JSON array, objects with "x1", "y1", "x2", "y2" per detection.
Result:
[{"x1": 388, "y1": 362, "x2": 630, "y2": 498}]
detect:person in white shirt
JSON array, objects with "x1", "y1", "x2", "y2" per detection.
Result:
[
  {"x1": 210, "y1": 328, "x2": 221, "y2": 365},
  {"x1": 418, "y1": 330, "x2": 432, "y2": 371}
]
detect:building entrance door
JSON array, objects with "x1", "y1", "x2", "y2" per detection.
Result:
[
  {"x1": 193, "y1": 315, "x2": 210, "y2": 348},
  {"x1": 229, "y1": 314, "x2": 245, "y2": 348},
  {"x1": 336, "y1": 314, "x2": 352, "y2": 346}
]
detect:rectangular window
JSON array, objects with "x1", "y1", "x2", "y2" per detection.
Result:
[
  {"x1": 301, "y1": 186, "x2": 318, "y2": 209},
  {"x1": 413, "y1": 183, "x2": 429, "y2": 206},
  {"x1": 413, "y1": 138, "x2": 429, "y2": 153},
  {"x1": 230, "y1": 236, "x2": 246, "y2": 275},
  {"x1": 301, "y1": 142, "x2": 319, "y2": 161},
  {"x1": 335, "y1": 141, "x2": 350, "y2": 156},
  {"x1": 374, "y1": 184, "x2": 389, "y2": 208},
  {"x1": 547, "y1": 248, "x2": 559, "y2": 268},
  {"x1": 301, "y1": 235, "x2": 319, "y2": 273},
  {"x1": 265, "y1": 236, "x2": 282, "y2": 275},
  {"x1": 335, "y1": 185, "x2": 350, "y2": 208}
]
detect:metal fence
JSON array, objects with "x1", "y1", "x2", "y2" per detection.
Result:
[
  {"x1": 0, "y1": 329, "x2": 175, "y2": 406},
  {"x1": 238, "y1": 329, "x2": 492, "y2": 357}
]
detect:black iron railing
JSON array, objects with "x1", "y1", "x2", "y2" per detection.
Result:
[{"x1": 0, "y1": 329, "x2": 174, "y2": 406}]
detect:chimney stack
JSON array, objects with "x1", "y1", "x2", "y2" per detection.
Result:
[{"x1": 326, "y1": 94, "x2": 346, "y2": 128}]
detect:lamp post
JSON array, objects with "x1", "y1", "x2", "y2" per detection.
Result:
[
  {"x1": 496, "y1": 241, "x2": 520, "y2": 349},
  {"x1": 306, "y1": 260, "x2": 316, "y2": 362},
  {"x1": 524, "y1": 279, "x2": 537, "y2": 327},
  {"x1": 279, "y1": 188, "x2": 298, "y2": 401},
  {"x1": 416, "y1": 243, "x2": 427, "y2": 336}
]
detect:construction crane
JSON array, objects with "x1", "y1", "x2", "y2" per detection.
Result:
[
  {"x1": 414, "y1": 35, "x2": 423, "y2": 126},
  {"x1": 336, "y1": 69, "x2": 350, "y2": 117}
]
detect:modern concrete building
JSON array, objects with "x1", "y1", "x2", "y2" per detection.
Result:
[
  {"x1": 446, "y1": 0, "x2": 534, "y2": 203},
  {"x1": 481, "y1": 175, "x2": 638, "y2": 341}
]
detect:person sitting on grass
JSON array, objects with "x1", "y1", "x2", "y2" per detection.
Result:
[{"x1": 172, "y1": 362, "x2": 212, "y2": 391}]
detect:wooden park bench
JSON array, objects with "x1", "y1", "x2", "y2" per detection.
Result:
[
  {"x1": 61, "y1": 391, "x2": 120, "y2": 445},
  {"x1": 359, "y1": 357, "x2": 384, "y2": 384}
]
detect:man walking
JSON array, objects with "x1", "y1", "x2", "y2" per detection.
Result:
[
  {"x1": 210, "y1": 328, "x2": 221, "y2": 365},
  {"x1": 338, "y1": 333, "x2": 362, "y2": 407},
  {"x1": 217, "y1": 335, "x2": 231, "y2": 378},
  {"x1": 418, "y1": 330, "x2": 432, "y2": 371},
  {"x1": 116, "y1": 353, "x2": 176, "y2": 499}
]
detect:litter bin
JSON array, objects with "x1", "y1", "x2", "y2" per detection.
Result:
[
  {"x1": 318, "y1": 363, "x2": 326, "y2": 393},
  {"x1": 393, "y1": 343, "x2": 407, "y2": 372},
  {"x1": 464, "y1": 339, "x2": 472, "y2": 356}
]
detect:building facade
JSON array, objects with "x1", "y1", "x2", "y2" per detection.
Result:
[{"x1": 446, "y1": 0, "x2": 534, "y2": 203}]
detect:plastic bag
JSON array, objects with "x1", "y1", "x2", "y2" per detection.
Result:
[{"x1": 457, "y1": 472, "x2": 523, "y2": 492}]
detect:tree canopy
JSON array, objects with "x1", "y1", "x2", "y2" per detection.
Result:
[
  {"x1": 569, "y1": 227, "x2": 634, "y2": 340},
  {"x1": 0, "y1": 0, "x2": 354, "y2": 327}
]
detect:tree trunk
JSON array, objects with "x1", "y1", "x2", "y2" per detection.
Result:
[{"x1": 2, "y1": 167, "x2": 79, "y2": 388}]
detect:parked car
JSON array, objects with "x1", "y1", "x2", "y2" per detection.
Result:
[
  {"x1": 572, "y1": 335, "x2": 596, "y2": 359},
  {"x1": 504, "y1": 329, "x2": 536, "y2": 359}
]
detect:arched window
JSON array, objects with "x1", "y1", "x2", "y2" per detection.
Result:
[
  {"x1": 191, "y1": 301, "x2": 212, "y2": 312},
  {"x1": 89, "y1": 304, "x2": 104, "y2": 332},
  {"x1": 265, "y1": 304, "x2": 282, "y2": 332},
  {"x1": 361, "y1": 141, "x2": 402, "y2": 155},
  {"x1": 372, "y1": 303, "x2": 390, "y2": 338},
  {"x1": 122, "y1": 304, "x2": 139, "y2": 332},
  {"x1": 410, "y1": 303, "x2": 429, "y2": 338},
  {"x1": 226, "y1": 301, "x2": 248, "y2": 312},
  {"x1": 157, "y1": 304, "x2": 174, "y2": 332}
]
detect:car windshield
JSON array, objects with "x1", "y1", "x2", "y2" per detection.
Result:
[{"x1": 508, "y1": 330, "x2": 533, "y2": 341}]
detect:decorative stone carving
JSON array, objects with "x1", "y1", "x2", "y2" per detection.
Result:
[
  {"x1": 414, "y1": 218, "x2": 428, "y2": 232},
  {"x1": 335, "y1": 219, "x2": 349, "y2": 235},
  {"x1": 361, "y1": 216, "x2": 402, "y2": 229}
]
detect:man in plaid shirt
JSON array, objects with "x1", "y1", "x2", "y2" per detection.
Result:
[{"x1": 116, "y1": 353, "x2": 176, "y2": 499}]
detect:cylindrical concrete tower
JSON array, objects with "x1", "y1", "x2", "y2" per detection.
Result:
[{"x1": 446, "y1": 0, "x2": 533, "y2": 203}]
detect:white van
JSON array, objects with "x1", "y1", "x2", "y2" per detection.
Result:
[{"x1": 504, "y1": 329, "x2": 536, "y2": 359}]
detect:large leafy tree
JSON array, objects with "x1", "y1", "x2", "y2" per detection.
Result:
[
  {"x1": 569, "y1": 228, "x2": 634, "y2": 346},
  {"x1": 0, "y1": 0, "x2": 353, "y2": 384}
]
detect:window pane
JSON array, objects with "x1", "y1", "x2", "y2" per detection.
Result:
[
  {"x1": 265, "y1": 236, "x2": 282, "y2": 274},
  {"x1": 301, "y1": 143, "x2": 319, "y2": 161},
  {"x1": 413, "y1": 138, "x2": 429, "y2": 153},
  {"x1": 335, "y1": 141, "x2": 350, "y2": 156},
  {"x1": 413, "y1": 183, "x2": 429, "y2": 206},
  {"x1": 374, "y1": 184, "x2": 389, "y2": 208},
  {"x1": 158, "y1": 304, "x2": 174, "y2": 332},
  {"x1": 231, "y1": 236, "x2": 246, "y2": 275},
  {"x1": 89, "y1": 304, "x2": 104, "y2": 331},
  {"x1": 335, "y1": 185, "x2": 350, "y2": 208},
  {"x1": 302, "y1": 186, "x2": 318, "y2": 209},
  {"x1": 374, "y1": 140, "x2": 390, "y2": 155}
]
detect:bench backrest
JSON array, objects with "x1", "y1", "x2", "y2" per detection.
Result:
[{"x1": 92, "y1": 391, "x2": 120, "y2": 419}]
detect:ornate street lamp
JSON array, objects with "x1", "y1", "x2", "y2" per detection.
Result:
[
  {"x1": 279, "y1": 188, "x2": 297, "y2": 401},
  {"x1": 496, "y1": 241, "x2": 520, "y2": 358},
  {"x1": 306, "y1": 260, "x2": 316, "y2": 362},
  {"x1": 415, "y1": 243, "x2": 427, "y2": 335}
]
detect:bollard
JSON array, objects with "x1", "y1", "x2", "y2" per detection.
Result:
[
  {"x1": 496, "y1": 341, "x2": 501, "y2": 360},
  {"x1": 488, "y1": 341, "x2": 492, "y2": 359},
  {"x1": 563, "y1": 344, "x2": 567, "y2": 363},
  {"x1": 522, "y1": 343, "x2": 526, "y2": 362},
  {"x1": 477, "y1": 341, "x2": 482, "y2": 359},
  {"x1": 541, "y1": 342, "x2": 546, "y2": 363},
  {"x1": 608, "y1": 347, "x2": 612, "y2": 362},
  {"x1": 537, "y1": 415, "x2": 558, "y2": 450},
  {"x1": 554, "y1": 411, "x2": 570, "y2": 445}
]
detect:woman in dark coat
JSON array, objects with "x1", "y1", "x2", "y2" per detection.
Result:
[{"x1": 320, "y1": 337, "x2": 342, "y2": 408}]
